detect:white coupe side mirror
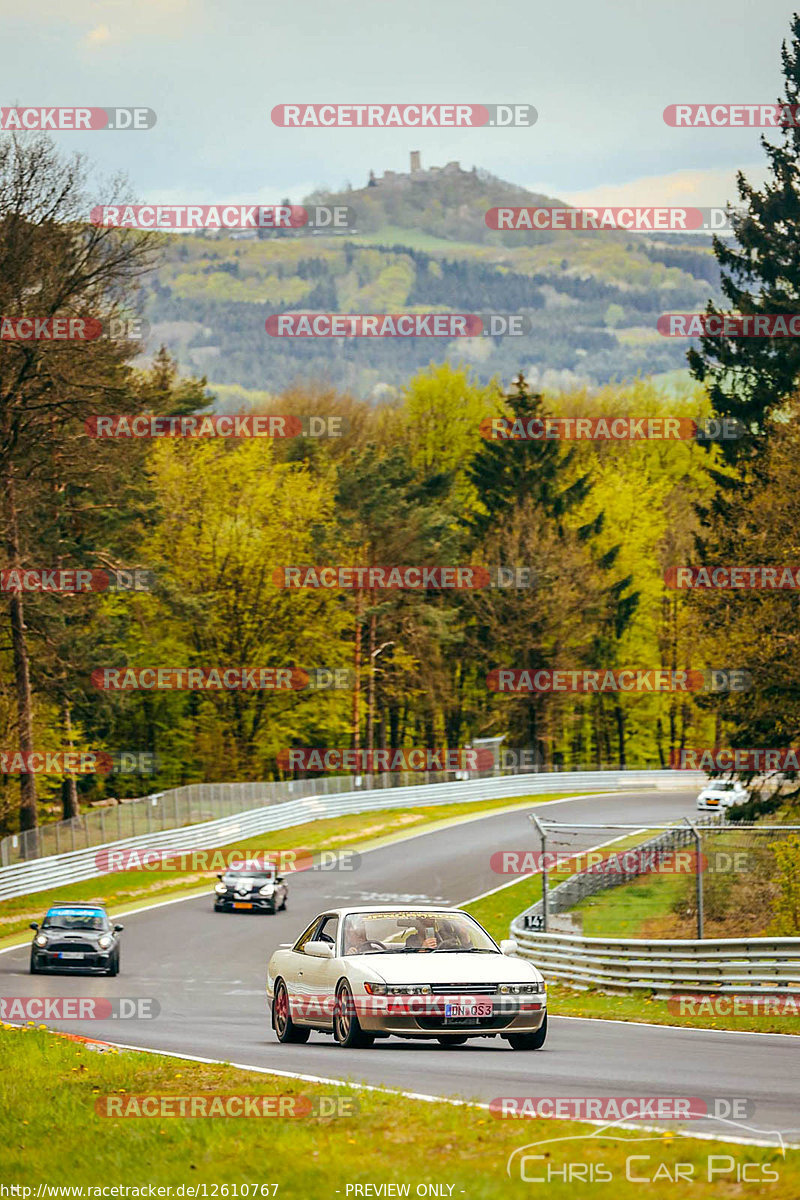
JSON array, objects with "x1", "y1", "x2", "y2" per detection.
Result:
[
  {"x1": 500, "y1": 939, "x2": 519, "y2": 956},
  {"x1": 305, "y1": 940, "x2": 335, "y2": 959}
]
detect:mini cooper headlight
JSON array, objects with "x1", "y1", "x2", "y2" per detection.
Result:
[
  {"x1": 98, "y1": 934, "x2": 113, "y2": 950},
  {"x1": 214, "y1": 882, "x2": 227, "y2": 894},
  {"x1": 34, "y1": 934, "x2": 48, "y2": 948},
  {"x1": 259, "y1": 883, "x2": 275, "y2": 896}
]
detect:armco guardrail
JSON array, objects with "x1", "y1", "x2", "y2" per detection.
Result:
[
  {"x1": 510, "y1": 824, "x2": 800, "y2": 995},
  {"x1": 510, "y1": 925, "x2": 800, "y2": 995},
  {"x1": 1, "y1": 773, "x2": 419, "y2": 865},
  {"x1": 0, "y1": 768, "x2": 702, "y2": 902}
]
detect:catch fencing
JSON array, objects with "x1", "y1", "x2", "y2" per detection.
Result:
[
  {"x1": 511, "y1": 818, "x2": 800, "y2": 994},
  {"x1": 0, "y1": 768, "x2": 701, "y2": 902}
]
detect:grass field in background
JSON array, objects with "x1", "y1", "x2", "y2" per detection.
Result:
[{"x1": 0, "y1": 1026, "x2": 792, "y2": 1197}]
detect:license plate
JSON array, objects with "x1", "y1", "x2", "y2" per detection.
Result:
[
  {"x1": 59, "y1": 952, "x2": 85, "y2": 959},
  {"x1": 444, "y1": 1001, "x2": 493, "y2": 1020},
  {"x1": 233, "y1": 902, "x2": 253, "y2": 909}
]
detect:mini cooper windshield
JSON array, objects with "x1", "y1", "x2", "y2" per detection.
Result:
[{"x1": 41, "y1": 907, "x2": 107, "y2": 931}]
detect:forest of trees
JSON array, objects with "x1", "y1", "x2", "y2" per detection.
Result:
[{"x1": 4, "y1": 13, "x2": 800, "y2": 840}]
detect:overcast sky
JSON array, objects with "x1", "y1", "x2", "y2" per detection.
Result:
[{"x1": 2, "y1": 0, "x2": 797, "y2": 208}]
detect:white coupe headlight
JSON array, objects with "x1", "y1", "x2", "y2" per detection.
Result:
[
  {"x1": 387, "y1": 985, "x2": 432, "y2": 995},
  {"x1": 214, "y1": 882, "x2": 227, "y2": 894},
  {"x1": 35, "y1": 934, "x2": 48, "y2": 947},
  {"x1": 98, "y1": 934, "x2": 113, "y2": 950},
  {"x1": 499, "y1": 982, "x2": 544, "y2": 994}
]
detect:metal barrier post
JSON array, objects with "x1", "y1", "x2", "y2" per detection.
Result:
[
  {"x1": 684, "y1": 818, "x2": 704, "y2": 939},
  {"x1": 529, "y1": 812, "x2": 549, "y2": 932}
]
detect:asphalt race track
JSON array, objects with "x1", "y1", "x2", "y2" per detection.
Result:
[{"x1": 2, "y1": 789, "x2": 798, "y2": 1147}]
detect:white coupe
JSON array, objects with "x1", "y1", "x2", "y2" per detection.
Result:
[
  {"x1": 267, "y1": 905, "x2": 547, "y2": 1050},
  {"x1": 696, "y1": 780, "x2": 750, "y2": 810}
]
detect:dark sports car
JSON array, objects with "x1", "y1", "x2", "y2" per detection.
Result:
[
  {"x1": 214, "y1": 868, "x2": 288, "y2": 914},
  {"x1": 30, "y1": 903, "x2": 123, "y2": 975}
]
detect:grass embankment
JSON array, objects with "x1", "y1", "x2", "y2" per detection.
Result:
[
  {"x1": 463, "y1": 833, "x2": 800, "y2": 1036},
  {"x1": 569, "y1": 825, "x2": 796, "y2": 940},
  {"x1": 0, "y1": 1026, "x2": 792, "y2": 1196},
  {"x1": 0, "y1": 792, "x2": 588, "y2": 944}
]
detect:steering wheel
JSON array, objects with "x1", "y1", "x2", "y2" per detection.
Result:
[{"x1": 431, "y1": 937, "x2": 461, "y2": 952}]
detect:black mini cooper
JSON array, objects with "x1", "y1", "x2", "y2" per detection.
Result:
[{"x1": 30, "y1": 903, "x2": 123, "y2": 975}]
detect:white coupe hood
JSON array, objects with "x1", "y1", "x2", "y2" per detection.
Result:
[{"x1": 353, "y1": 952, "x2": 543, "y2": 985}]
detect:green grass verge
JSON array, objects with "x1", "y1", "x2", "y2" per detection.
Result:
[
  {"x1": 573, "y1": 873, "x2": 689, "y2": 938},
  {"x1": 462, "y1": 842, "x2": 800, "y2": 1036},
  {"x1": 0, "y1": 792, "x2": 590, "y2": 943},
  {"x1": 0, "y1": 1026, "x2": 792, "y2": 1195}
]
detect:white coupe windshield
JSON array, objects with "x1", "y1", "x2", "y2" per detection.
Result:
[{"x1": 341, "y1": 911, "x2": 498, "y2": 955}]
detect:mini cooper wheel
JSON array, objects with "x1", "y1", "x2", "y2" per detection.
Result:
[
  {"x1": 507, "y1": 1015, "x2": 547, "y2": 1050},
  {"x1": 273, "y1": 979, "x2": 310, "y2": 1043},
  {"x1": 333, "y1": 982, "x2": 374, "y2": 1048},
  {"x1": 107, "y1": 949, "x2": 120, "y2": 977},
  {"x1": 29, "y1": 952, "x2": 40, "y2": 975}
]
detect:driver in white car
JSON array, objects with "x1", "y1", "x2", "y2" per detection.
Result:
[{"x1": 344, "y1": 917, "x2": 375, "y2": 955}]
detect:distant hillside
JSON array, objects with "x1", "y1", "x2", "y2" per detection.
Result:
[
  {"x1": 306, "y1": 160, "x2": 565, "y2": 246},
  {"x1": 140, "y1": 159, "x2": 723, "y2": 400}
]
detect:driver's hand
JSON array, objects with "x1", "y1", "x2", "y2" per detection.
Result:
[{"x1": 421, "y1": 936, "x2": 437, "y2": 950}]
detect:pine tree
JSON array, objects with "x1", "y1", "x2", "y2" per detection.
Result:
[
  {"x1": 688, "y1": 14, "x2": 800, "y2": 462},
  {"x1": 464, "y1": 373, "x2": 592, "y2": 539}
]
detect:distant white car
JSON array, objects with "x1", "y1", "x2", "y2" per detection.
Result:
[
  {"x1": 267, "y1": 905, "x2": 547, "y2": 1050},
  {"x1": 697, "y1": 780, "x2": 749, "y2": 811}
]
